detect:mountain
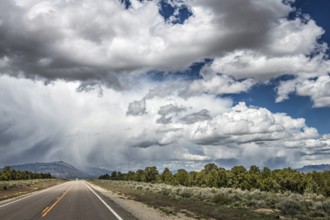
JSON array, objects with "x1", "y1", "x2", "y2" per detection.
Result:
[
  {"x1": 9, "y1": 161, "x2": 91, "y2": 179},
  {"x1": 81, "y1": 167, "x2": 112, "y2": 178},
  {"x1": 296, "y1": 164, "x2": 330, "y2": 173}
]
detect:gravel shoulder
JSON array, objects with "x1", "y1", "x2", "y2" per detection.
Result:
[{"x1": 89, "y1": 182, "x2": 197, "y2": 220}]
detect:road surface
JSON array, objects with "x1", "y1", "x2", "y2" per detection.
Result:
[{"x1": 0, "y1": 180, "x2": 136, "y2": 220}]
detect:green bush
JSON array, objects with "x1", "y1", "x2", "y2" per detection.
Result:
[
  {"x1": 213, "y1": 193, "x2": 234, "y2": 205},
  {"x1": 323, "y1": 199, "x2": 330, "y2": 214},
  {"x1": 277, "y1": 199, "x2": 303, "y2": 215}
]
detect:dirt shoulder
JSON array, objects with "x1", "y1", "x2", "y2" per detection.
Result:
[
  {"x1": 89, "y1": 181, "x2": 198, "y2": 220},
  {"x1": 0, "y1": 179, "x2": 66, "y2": 201}
]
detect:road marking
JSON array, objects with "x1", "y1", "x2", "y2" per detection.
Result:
[
  {"x1": 41, "y1": 206, "x2": 50, "y2": 214},
  {"x1": 0, "y1": 183, "x2": 66, "y2": 209},
  {"x1": 84, "y1": 181, "x2": 123, "y2": 220},
  {"x1": 0, "y1": 193, "x2": 40, "y2": 209},
  {"x1": 41, "y1": 187, "x2": 71, "y2": 217}
]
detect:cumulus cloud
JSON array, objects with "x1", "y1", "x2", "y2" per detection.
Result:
[
  {"x1": 1, "y1": 0, "x2": 330, "y2": 170},
  {"x1": 276, "y1": 75, "x2": 330, "y2": 107},
  {"x1": 1, "y1": 75, "x2": 329, "y2": 169},
  {"x1": 126, "y1": 98, "x2": 147, "y2": 116},
  {"x1": 0, "y1": 0, "x2": 327, "y2": 85},
  {"x1": 186, "y1": 102, "x2": 318, "y2": 145},
  {"x1": 184, "y1": 71, "x2": 256, "y2": 96},
  {"x1": 180, "y1": 109, "x2": 212, "y2": 124},
  {"x1": 156, "y1": 104, "x2": 186, "y2": 124}
]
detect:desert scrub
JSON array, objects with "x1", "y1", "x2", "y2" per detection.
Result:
[
  {"x1": 92, "y1": 180, "x2": 330, "y2": 219},
  {"x1": 323, "y1": 199, "x2": 330, "y2": 214},
  {"x1": 277, "y1": 199, "x2": 303, "y2": 215},
  {"x1": 0, "y1": 179, "x2": 43, "y2": 191},
  {"x1": 0, "y1": 179, "x2": 65, "y2": 201},
  {"x1": 212, "y1": 192, "x2": 234, "y2": 205}
]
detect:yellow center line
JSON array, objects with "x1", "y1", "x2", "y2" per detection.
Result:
[
  {"x1": 41, "y1": 206, "x2": 50, "y2": 214},
  {"x1": 41, "y1": 187, "x2": 71, "y2": 218}
]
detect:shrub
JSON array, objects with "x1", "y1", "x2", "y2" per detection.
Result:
[
  {"x1": 323, "y1": 199, "x2": 330, "y2": 214},
  {"x1": 277, "y1": 199, "x2": 303, "y2": 215},
  {"x1": 213, "y1": 193, "x2": 234, "y2": 205}
]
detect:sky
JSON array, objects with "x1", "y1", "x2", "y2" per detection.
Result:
[{"x1": 1, "y1": 0, "x2": 330, "y2": 171}]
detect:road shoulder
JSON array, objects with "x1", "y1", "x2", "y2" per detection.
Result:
[{"x1": 87, "y1": 181, "x2": 196, "y2": 220}]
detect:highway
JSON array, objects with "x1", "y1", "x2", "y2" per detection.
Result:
[{"x1": 0, "y1": 180, "x2": 135, "y2": 220}]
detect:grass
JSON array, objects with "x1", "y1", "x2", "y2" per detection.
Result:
[
  {"x1": 0, "y1": 179, "x2": 66, "y2": 201},
  {"x1": 91, "y1": 180, "x2": 316, "y2": 219}
]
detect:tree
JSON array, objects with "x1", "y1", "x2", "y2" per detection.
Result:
[
  {"x1": 217, "y1": 168, "x2": 228, "y2": 187},
  {"x1": 230, "y1": 166, "x2": 247, "y2": 188},
  {"x1": 174, "y1": 169, "x2": 189, "y2": 186},
  {"x1": 136, "y1": 169, "x2": 146, "y2": 182},
  {"x1": 111, "y1": 171, "x2": 118, "y2": 179},
  {"x1": 204, "y1": 163, "x2": 218, "y2": 173},
  {"x1": 262, "y1": 167, "x2": 271, "y2": 178},
  {"x1": 145, "y1": 166, "x2": 159, "y2": 182},
  {"x1": 161, "y1": 168, "x2": 174, "y2": 184},
  {"x1": 99, "y1": 173, "x2": 111, "y2": 179},
  {"x1": 246, "y1": 165, "x2": 261, "y2": 189}
]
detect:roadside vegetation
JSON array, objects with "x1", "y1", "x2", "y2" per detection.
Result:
[
  {"x1": 95, "y1": 163, "x2": 330, "y2": 219},
  {"x1": 92, "y1": 179, "x2": 330, "y2": 219},
  {"x1": 0, "y1": 179, "x2": 65, "y2": 201},
  {"x1": 0, "y1": 166, "x2": 52, "y2": 180},
  {"x1": 0, "y1": 166, "x2": 63, "y2": 201},
  {"x1": 99, "y1": 163, "x2": 330, "y2": 196}
]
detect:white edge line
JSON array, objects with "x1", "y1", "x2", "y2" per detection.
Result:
[
  {"x1": 0, "y1": 181, "x2": 67, "y2": 209},
  {"x1": 84, "y1": 181, "x2": 123, "y2": 220},
  {"x1": 0, "y1": 192, "x2": 41, "y2": 208}
]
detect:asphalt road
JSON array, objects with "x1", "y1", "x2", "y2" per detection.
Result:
[{"x1": 0, "y1": 180, "x2": 135, "y2": 220}]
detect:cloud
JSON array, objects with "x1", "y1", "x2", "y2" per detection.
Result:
[
  {"x1": 180, "y1": 109, "x2": 212, "y2": 124},
  {"x1": 156, "y1": 104, "x2": 186, "y2": 124},
  {"x1": 0, "y1": 75, "x2": 329, "y2": 169},
  {"x1": 1, "y1": 0, "x2": 330, "y2": 170},
  {"x1": 126, "y1": 98, "x2": 147, "y2": 116},
  {"x1": 207, "y1": 51, "x2": 328, "y2": 80},
  {"x1": 158, "y1": 104, "x2": 186, "y2": 116},
  {"x1": 276, "y1": 75, "x2": 330, "y2": 107},
  {"x1": 0, "y1": 0, "x2": 327, "y2": 86},
  {"x1": 187, "y1": 102, "x2": 318, "y2": 145},
  {"x1": 184, "y1": 71, "x2": 256, "y2": 96}
]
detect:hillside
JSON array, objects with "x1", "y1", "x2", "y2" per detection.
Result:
[
  {"x1": 297, "y1": 164, "x2": 330, "y2": 173},
  {"x1": 82, "y1": 166, "x2": 112, "y2": 178},
  {"x1": 9, "y1": 161, "x2": 90, "y2": 179}
]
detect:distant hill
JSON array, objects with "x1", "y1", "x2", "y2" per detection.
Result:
[
  {"x1": 82, "y1": 166, "x2": 112, "y2": 178},
  {"x1": 9, "y1": 161, "x2": 91, "y2": 179},
  {"x1": 296, "y1": 164, "x2": 330, "y2": 173}
]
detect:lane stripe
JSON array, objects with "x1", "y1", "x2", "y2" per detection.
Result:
[
  {"x1": 83, "y1": 181, "x2": 123, "y2": 220},
  {"x1": 0, "y1": 182, "x2": 67, "y2": 209},
  {"x1": 41, "y1": 206, "x2": 50, "y2": 214},
  {"x1": 41, "y1": 187, "x2": 71, "y2": 217}
]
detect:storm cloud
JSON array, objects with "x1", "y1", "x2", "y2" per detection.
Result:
[{"x1": 1, "y1": 0, "x2": 330, "y2": 170}]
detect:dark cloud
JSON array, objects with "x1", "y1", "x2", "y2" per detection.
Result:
[
  {"x1": 0, "y1": 0, "x2": 299, "y2": 87},
  {"x1": 0, "y1": 137, "x2": 60, "y2": 166},
  {"x1": 189, "y1": 0, "x2": 292, "y2": 55},
  {"x1": 156, "y1": 104, "x2": 186, "y2": 124},
  {"x1": 131, "y1": 141, "x2": 158, "y2": 149},
  {"x1": 158, "y1": 104, "x2": 186, "y2": 116},
  {"x1": 192, "y1": 135, "x2": 230, "y2": 146},
  {"x1": 156, "y1": 116, "x2": 172, "y2": 124},
  {"x1": 0, "y1": 0, "x2": 329, "y2": 170},
  {"x1": 264, "y1": 157, "x2": 287, "y2": 169},
  {"x1": 180, "y1": 109, "x2": 212, "y2": 124},
  {"x1": 126, "y1": 99, "x2": 147, "y2": 116}
]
